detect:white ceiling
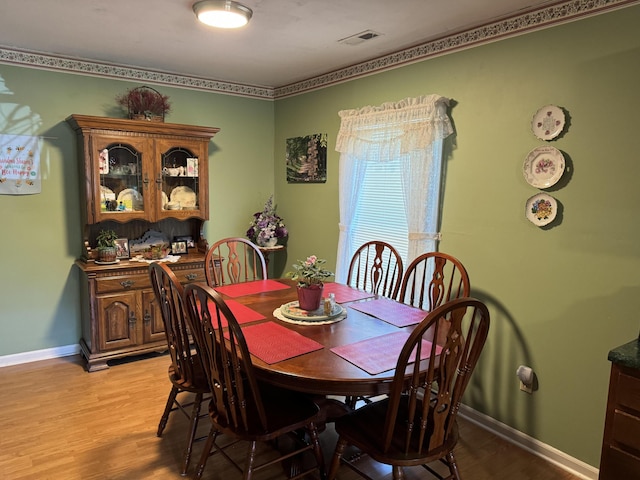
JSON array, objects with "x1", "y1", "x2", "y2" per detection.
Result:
[{"x1": 0, "y1": 0, "x2": 565, "y2": 88}]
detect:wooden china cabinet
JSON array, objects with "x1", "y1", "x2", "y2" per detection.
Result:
[{"x1": 67, "y1": 114, "x2": 219, "y2": 371}]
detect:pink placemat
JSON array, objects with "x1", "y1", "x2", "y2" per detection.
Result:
[
  {"x1": 330, "y1": 331, "x2": 442, "y2": 375},
  {"x1": 228, "y1": 321, "x2": 324, "y2": 364},
  {"x1": 348, "y1": 297, "x2": 428, "y2": 327},
  {"x1": 323, "y1": 283, "x2": 376, "y2": 303},
  {"x1": 215, "y1": 279, "x2": 291, "y2": 298},
  {"x1": 211, "y1": 298, "x2": 265, "y2": 327}
]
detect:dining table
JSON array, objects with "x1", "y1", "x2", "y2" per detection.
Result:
[{"x1": 213, "y1": 278, "x2": 437, "y2": 398}]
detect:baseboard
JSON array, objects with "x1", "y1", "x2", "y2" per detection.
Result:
[
  {"x1": 459, "y1": 404, "x2": 599, "y2": 480},
  {"x1": 0, "y1": 344, "x2": 80, "y2": 367}
]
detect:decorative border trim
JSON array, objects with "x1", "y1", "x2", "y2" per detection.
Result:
[
  {"x1": 0, "y1": 0, "x2": 637, "y2": 100},
  {"x1": 459, "y1": 404, "x2": 599, "y2": 480}
]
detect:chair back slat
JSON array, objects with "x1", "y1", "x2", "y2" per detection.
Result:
[
  {"x1": 149, "y1": 263, "x2": 196, "y2": 385},
  {"x1": 382, "y1": 297, "x2": 490, "y2": 455},
  {"x1": 400, "y1": 252, "x2": 470, "y2": 310},
  {"x1": 182, "y1": 282, "x2": 268, "y2": 433},
  {"x1": 347, "y1": 241, "x2": 404, "y2": 299},
  {"x1": 205, "y1": 237, "x2": 267, "y2": 286}
]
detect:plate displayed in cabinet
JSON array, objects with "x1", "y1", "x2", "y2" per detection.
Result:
[
  {"x1": 117, "y1": 188, "x2": 143, "y2": 211},
  {"x1": 170, "y1": 186, "x2": 196, "y2": 208},
  {"x1": 531, "y1": 105, "x2": 565, "y2": 140},
  {"x1": 523, "y1": 146, "x2": 565, "y2": 188},
  {"x1": 525, "y1": 193, "x2": 557, "y2": 227}
]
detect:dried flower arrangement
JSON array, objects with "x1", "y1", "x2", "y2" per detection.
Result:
[{"x1": 116, "y1": 86, "x2": 171, "y2": 121}]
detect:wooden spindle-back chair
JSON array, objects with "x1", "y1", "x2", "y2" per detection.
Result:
[
  {"x1": 204, "y1": 237, "x2": 267, "y2": 287},
  {"x1": 149, "y1": 262, "x2": 210, "y2": 476},
  {"x1": 182, "y1": 282, "x2": 326, "y2": 480},
  {"x1": 328, "y1": 297, "x2": 490, "y2": 480}
]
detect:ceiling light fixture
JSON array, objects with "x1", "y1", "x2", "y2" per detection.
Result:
[{"x1": 193, "y1": 0, "x2": 253, "y2": 29}]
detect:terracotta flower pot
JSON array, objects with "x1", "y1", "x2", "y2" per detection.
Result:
[{"x1": 297, "y1": 283, "x2": 324, "y2": 311}]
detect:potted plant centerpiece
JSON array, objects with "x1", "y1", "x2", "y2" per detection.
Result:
[
  {"x1": 115, "y1": 86, "x2": 171, "y2": 121},
  {"x1": 287, "y1": 255, "x2": 334, "y2": 311},
  {"x1": 246, "y1": 195, "x2": 288, "y2": 247},
  {"x1": 96, "y1": 229, "x2": 119, "y2": 263}
]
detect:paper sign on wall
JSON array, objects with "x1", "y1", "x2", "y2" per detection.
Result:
[{"x1": 0, "y1": 134, "x2": 41, "y2": 194}]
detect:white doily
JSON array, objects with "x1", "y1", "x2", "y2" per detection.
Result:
[
  {"x1": 129, "y1": 255, "x2": 180, "y2": 264},
  {"x1": 273, "y1": 307, "x2": 347, "y2": 326}
]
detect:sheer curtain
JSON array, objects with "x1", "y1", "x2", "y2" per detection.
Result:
[{"x1": 335, "y1": 95, "x2": 453, "y2": 282}]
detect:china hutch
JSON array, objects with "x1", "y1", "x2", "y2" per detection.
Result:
[{"x1": 67, "y1": 114, "x2": 219, "y2": 371}]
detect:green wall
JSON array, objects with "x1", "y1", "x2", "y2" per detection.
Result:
[
  {"x1": 0, "y1": 67, "x2": 274, "y2": 355},
  {"x1": 274, "y1": 6, "x2": 640, "y2": 469},
  {"x1": 1, "y1": 4, "x2": 639, "y2": 470}
]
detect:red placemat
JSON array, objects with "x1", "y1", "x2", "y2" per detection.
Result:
[
  {"x1": 348, "y1": 297, "x2": 428, "y2": 327},
  {"x1": 228, "y1": 321, "x2": 324, "y2": 364},
  {"x1": 215, "y1": 279, "x2": 291, "y2": 298},
  {"x1": 211, "y1": 298, "x2": 265, "y2": 327},
  {"x1": 323, "y1": 282, "x2": 375, "y2": 303},
  {"x1": 330, "y1": 331, "x2": 442, "y2": 375}
]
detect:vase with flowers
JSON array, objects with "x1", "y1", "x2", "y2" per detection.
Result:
[
  {"x1": 286, "y1": 255, "x2": 334, "y2": 310},
  {"x1": 246, "y1": 195, "x2": 288, "y2": 247}
]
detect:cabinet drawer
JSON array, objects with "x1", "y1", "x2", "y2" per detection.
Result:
[
  {"x1": 96, "y1": 274, "x2": 151, "y2": 293},
  {"x1": 600, "y1": 445, "x2": 640, "y2": 479},
  {"x1": 612, "y1": 410, "x2": 640, "y2": 452},
  {"x1": 173, "y1": 267, "x2": 206, "y2": 285},
  {"x1": 618, "y1": 372, "x2": 640, "y2": 413}
]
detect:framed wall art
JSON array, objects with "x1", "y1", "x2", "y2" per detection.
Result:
[{"x1": 286, "y1": 133, "x2": 327, "y2": 183}]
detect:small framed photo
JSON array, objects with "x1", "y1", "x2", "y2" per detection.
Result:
[
  {"x1": 175, "y1": 235, "x2": 195, "y2": 248},
  {"x1": 171, "y1": 240, "x2": 188, "y2": 255},
  {"x1": 115, "y1": 238, "x2": 130, "y2": 259}
]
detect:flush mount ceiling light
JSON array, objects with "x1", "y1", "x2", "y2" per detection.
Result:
[{"x1": 193, "y1": 0, "x2": 253, "y2": 28}]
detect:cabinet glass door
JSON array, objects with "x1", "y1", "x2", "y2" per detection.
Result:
[
  {"x1": 157, "y1": 138, "x2": 207, "y2": 219},
  {"x1": 92, "y1": 135, "x2": 149, "y2": 222}
]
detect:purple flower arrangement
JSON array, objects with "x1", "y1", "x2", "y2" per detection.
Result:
[{"x1": 246, "y1": 195, "x2": 288, "y2": 246}]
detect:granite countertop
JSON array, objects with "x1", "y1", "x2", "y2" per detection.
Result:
[{"x1": 608, "y1": 339, "x2": 640, "y2": 369}]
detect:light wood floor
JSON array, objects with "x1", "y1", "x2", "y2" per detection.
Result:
[{"x1": 0, "y1": 353, "x2": 582, "y2": 480}]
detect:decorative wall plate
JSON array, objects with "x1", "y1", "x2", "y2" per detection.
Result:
[
  {"x1": 531, "y1": 104, "x2": 565, "y2": 140},
  {"x1": 526, "y1": 193, "x2": 557, "y2": 227},
  {"x1": 523, "y1": 146, "x2": 565, "y2": 188}
]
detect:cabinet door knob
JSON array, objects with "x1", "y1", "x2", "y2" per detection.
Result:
[
  {"x1": 185, "y1": 273, "x2": 198, "y2": 281},
  {"x1": 120, "y1": 280, "x2": 135, "y2": 288}
]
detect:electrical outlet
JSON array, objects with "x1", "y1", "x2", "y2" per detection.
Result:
[{"x1": 520, "y1": 380, "x2": 533, "y2": 394}]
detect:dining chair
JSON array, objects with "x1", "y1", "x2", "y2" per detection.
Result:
[
  {"x1": 347, "y1": 240, "x2": 404, "y2": 300},
  {"x1": 148, "y1": 262, "x2": 211, "y2": 476},
  {"x1": 204, "y1": 237, "x2": 268, "y2": 287},
  {"x1": 344, "y1": 240, "x2": 404, "y2": 409},
  {"x1": 182, "y1": 282, "x2": 326, "y2": 480},
  {"x1": 327, "y1": 297, "x2": 491, "y2": 480},
  {"x1": 399, "y1": 252, "x2": 470, "y2": 311}
]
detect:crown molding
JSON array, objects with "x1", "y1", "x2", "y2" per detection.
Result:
[{"x1": 0, "y1": 0, "x2": 637, "y2": 101}]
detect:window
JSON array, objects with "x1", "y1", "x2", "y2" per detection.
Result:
[{"x1": 334, "y1": 95, "x2": 453, "y2": 283}]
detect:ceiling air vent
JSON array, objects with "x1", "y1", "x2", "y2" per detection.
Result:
[{"x1": 338, "y1": 30, "x2": 383, "y2": 46}]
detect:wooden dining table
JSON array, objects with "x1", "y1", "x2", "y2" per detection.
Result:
[{"x1": 213, "y1": 278, "x2": 434, "y2": 398}]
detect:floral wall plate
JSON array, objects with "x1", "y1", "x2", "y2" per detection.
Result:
[
  {"x1": 531, "y1": 104, "x2": 565, "y2": 140},
  {"x1": 523, "y1": 145, "x2": 565, "y2": 188},
  {"x1": 526, "y1": 193, "x2": 557, "y2": 227}
]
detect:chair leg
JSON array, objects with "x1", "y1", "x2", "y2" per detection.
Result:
[
  {"x1": 392, "y1": 465, "x2": 406, "y2": 480},
  {"x1": 243, "y1": 440, "x2": 258, "y2": 480},
  {"x1": 180, "y1": 392, "x2": 203, "y2": 475},
  {"x1": 308, "y1": 422, "x2": 326, "y2": 479},
  {"x1": 444, "y1": 451, "x2": 462, "y2": 480},
  {"x1": 157, "y1": 385, "x2": 179, "y2": 437},
  {"x1": 327, "y1": 437, "x2": 347, "y2": 480},
  {"x1": 193, "y1": 426, "x2": 216, "y2": 480}
]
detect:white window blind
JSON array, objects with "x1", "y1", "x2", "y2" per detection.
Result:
[{"x1": 350, "y1": 157, "x2": 409, "y2": 266}]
